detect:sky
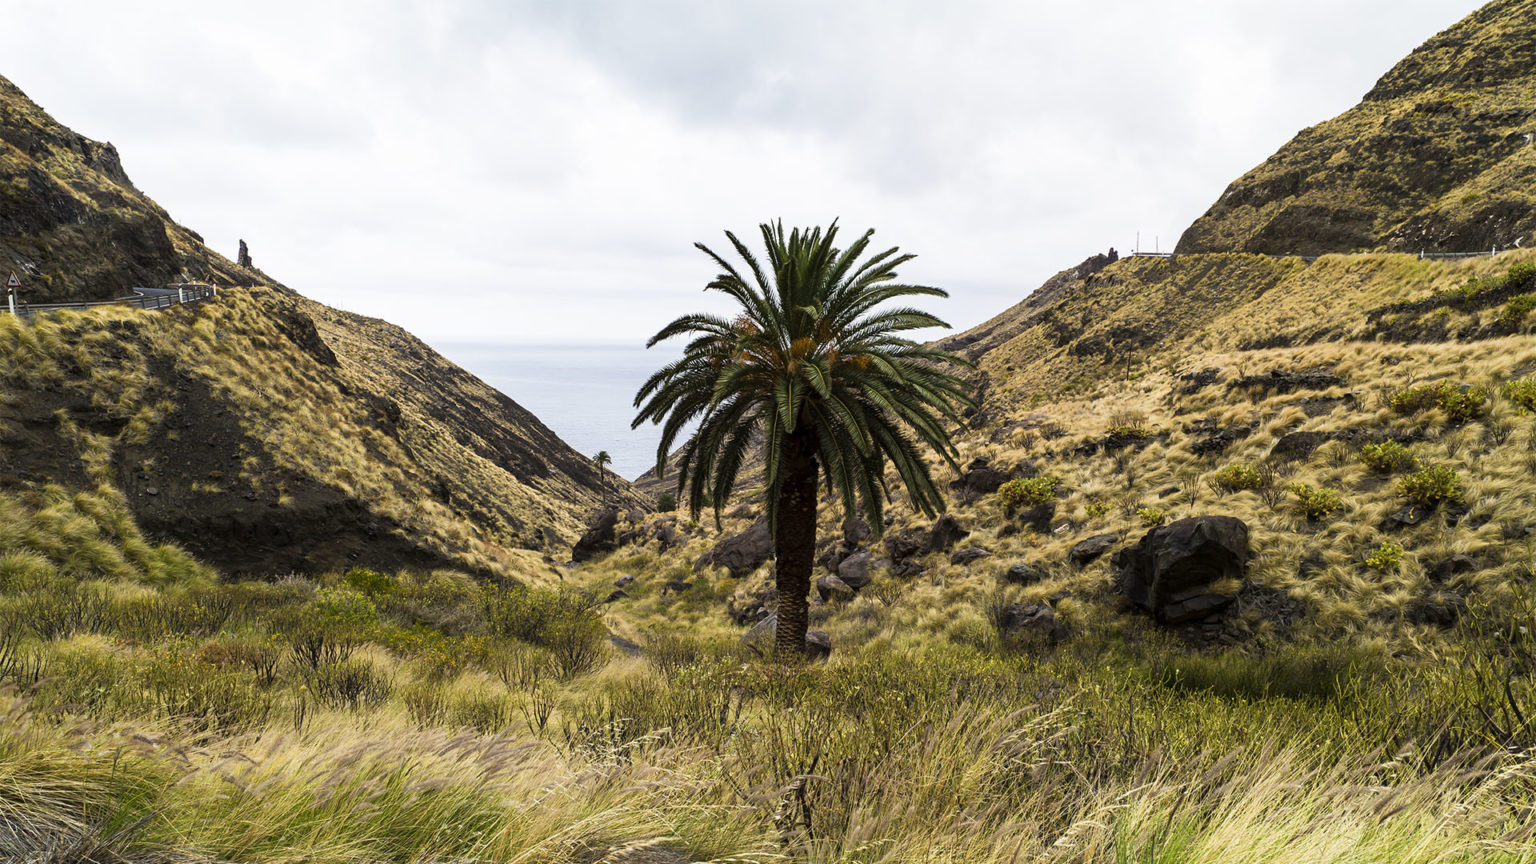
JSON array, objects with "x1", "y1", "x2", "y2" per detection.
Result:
[{"x1": 2, "y1": 0, "x2": 1487, "y2": 349}]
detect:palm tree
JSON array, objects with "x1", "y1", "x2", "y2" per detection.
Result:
[
  {"x1": 593, "y1": 451, "x2": 612, "y2": 506},
  {"x1": 633, "y1": 221, "x2": 973, "y2": 655}
]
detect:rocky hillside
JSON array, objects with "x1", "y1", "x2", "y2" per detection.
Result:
[
  {"x1": 0, "y1": 73, "x2": 637, "y2": 579},
  {"x1": 590, "y1": 0, "x2": 1536, "y2": 656},
  {"x1": 0, "y1": 76, "x2": 250, "y2": 302},
  {"x1": 1177, "y1": 0, "x2": 1536, "y2": 256}
]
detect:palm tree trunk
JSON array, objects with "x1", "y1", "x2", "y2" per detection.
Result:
[{"x1": 773, "y1": 429, "x2": 819, "y2": 656}]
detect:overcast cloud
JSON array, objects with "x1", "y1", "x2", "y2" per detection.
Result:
[{"x1": 3, "y1": 0, "x2": 1485, "y2": 346}]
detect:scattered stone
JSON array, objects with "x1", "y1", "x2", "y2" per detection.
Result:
[
  {"x1": 627, "y1": 509, "x2": 646, "y2": 524},
  {"x1": 740, "y1": 612, "x2": 832, "y2": 658},
  {"x1": 1001, "y1": 562, "x2": 1046, "y2": 586},
  {"x1": 1269, "y1": 430, "x2": 1330, "y2": 461},
  {"x1": 1015, "y1": 502, "x2": 1056, "y2": 534},
  {"x1": 1068, "y1": 534, "x2": 1119, "y2": 567},
  {"x1": 994, "y1": 603, "x2": 1068, "y2": 644},
  {"x1": 928, "y1": 514, "x2": 969, "y2": 552},
  {"x1": 805, "y1": 630, "x2": 833, "y2": 660},
  {"x1": 1159, "y1": 486, "x2": 1180, "y2": 498},
  {"x1": 1178, "y1": 367, "x2": 1223, "y2": 394},
  {"x1": 614, "y1": 573, "x2": 636, "y2": 587},
  {"x1": 837, "y1": 551, "x2": 874, "y2": 589},
  {"x1": 605, "y1": 589, "x2": 628, "y2": 603},
  {"x1": 817, "y1": 545, "x2": 850, "y2": 573},
  {"x1": 1114, "y1": 516, "x2": 1249, "y2": 624},
  {"x1": 1405, "y1": 590, "x2": 1466, "y2": 628},
  {"x1": 662, "y1": 580, "x2": 691, "y2": 595},
  {"x1": 728, "y1": 588, "x2": 777, "y2": 625},
  {"x1": 1428, "y1": 554, "x2": 1478, "y2": 585},
  {"x1": 1379, "y1": 505, "x2": 1432, "y2": 533},
  {"x1": 572, "y1": 507, "x2": 620, "y2": 562},
  {"x1": 1232, "y1": 368, "x2": 1344, "y2": 394},
  {"x1": 1188, "y1": 424, "x2": 1251, "y2": 456},
  {"x1": 949, "y1": 458, "x2": 1011, "y2": 497},
  {"x1": 950, "y1": 546, "x2": 993, "y2": 565},
  {"x1": 144, "y1": 486, "x2": 159, "y2": 496},
  {"x1": 842, "y1": 516, "x2": 873, "y2": 548},
  {"x1": 816, "y1": 573, "x2": 855, "y2": 602},
  {"x1": 696, "y1": 518, "x2": 773, "y2": 578}
]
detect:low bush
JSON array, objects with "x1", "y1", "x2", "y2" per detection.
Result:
[
  {"x1": 1365, "y1": 542, "x2": 1404, "y2": 572},
  {"x1": 1358, "y1": 440, "x2": 1417, "y2": 473},
  {"x1": 1211, "y1": 463, "x2": 1266, "y2": 493},
  {"x1": 483, "y1": 585, "x2": 606, "y2": 679},
  {"x1": 997, "y1": 477, "x2": 1058, "y2": 515},
  {"x1": 657, "y1": 492, "x2": 677, "y2": 512},
  {"x1": 1085, "y1": 500, "x2": 1111, "y2": 519},
  {"x1": 1497, "y1": 295, "x2": 1536, "y2": 326},
  {"x1": 1388, "y1": 382, "x2": 1489, "y2": 422},
  {"x1": 1136, "y1": 507, "x2": 1167, "y2": 527},
  {"x1": 1288, "y1": 484, "x2": 1343, "y2": 521},
  {"x1": 1503, "y1": 378, "x2": 1536, "y2": 412},
  {"x1": 1397, "y1": 465, "x2": 1465, "y2": 507}
]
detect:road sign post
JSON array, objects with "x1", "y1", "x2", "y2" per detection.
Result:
[{"x1": 5, "y1": 272, "x2": 18, "y2": 316}]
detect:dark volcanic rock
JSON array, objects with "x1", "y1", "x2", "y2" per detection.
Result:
[
  {"x1": 1232, "y1": 369, "x2": 1343, "y2": 394},
  {"x1": 842, "y1": 517, "x2": 873, "y2": 548},
  {"x1": 1015, "y1": 502, "x2": 1056, "y2": 534},
  {"x1": 928, "y1": 514, "x2": 969, "y2": 552},
  {"x1": 837, "y1": 551, "x2": 874, "y2": 589},
  {"x1": 1114, "y1": 516, "x2": 1249, "y2": 624},
  {"x1": 1001, "y1": 562, "x2": 1047, "y2": 586},
  {"x1": 950, "y1": 458, "x2": 1011, "y2": 497},
  {"x1": 1269, "y1": 430, "x2": 1330, "y2": 461},
  {"x1": 993, "y1": 603, "x2": 1068, "y2": 644},
  {"x1": 572, "y1": 507, "x2": 620, "y2": 562},
  {"x1": 1406, "y1": 590, "x2": 1466, "y2": 628},
  {"x1": 805, "y1": 630, "x2": 833, "y2": 660},
  {"x1": 1427, "y1": 554, "x2": 1479, "y2": 585},
  {"x1": 817, "y1": 573, "x2": 855, "y2": 602},
  {"x1": 1068, "y1": 534, "x2": 1119, "y2": 567},
  {"x1": 696, "y1": 518, "x2": 773, "y2": 578},
  {"x1": 950, "y1": 546, "x2": 993, "y2": 565}
]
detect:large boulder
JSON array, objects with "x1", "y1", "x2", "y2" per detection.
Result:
[
  {"x1": 816, "y1": 573, "x2": 855, "y2": 602},
  {"x1": 950, "y1": 546, "x2": 993, "y2": 565},
  {"x1": 696, "y1": 519, "x2": 773, "y2": 578},
  {"x1": 842, "y1": 517, "x2": 873, "y2": 548},
  {"x1": 837, "y1": 551, "x2": 874, "y2": 589},
  {"x1": 1114, "y1": 516, "x2": 1249, "y2": 624},
  {"x1": 572, "y1": 507, "x2": 621, "y2": 562},
  {"x1": 884, "y1": 528, "x2": 928, "y2": 578},
  {"x1": 1001, "y1": 561, "x2": 1047, "y2": 586}
]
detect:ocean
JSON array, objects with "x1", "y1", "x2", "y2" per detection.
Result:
[{"x1": 438, "y1": 342, "x2": 684, "y2": 482}]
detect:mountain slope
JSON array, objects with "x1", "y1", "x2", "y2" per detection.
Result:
[
  {"x1": 1177, "y1": 0, "x2": 1536, "y2": 256},
  {"x1": 0, "y1": 73, "x2": 635, "y2": 578}
]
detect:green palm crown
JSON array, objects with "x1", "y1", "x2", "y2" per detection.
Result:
[{"x1": 633, "y1": 220, "x2": 974, "y2": 529}]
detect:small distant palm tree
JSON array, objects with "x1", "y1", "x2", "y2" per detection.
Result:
[
  {"x1": 593, "y1": 450, "x2": 612, "y2": 505},
  {"x1": 634, "y1": 220, "x2": 973, "y2": 655}
]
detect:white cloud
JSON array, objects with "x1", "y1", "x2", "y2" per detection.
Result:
[{"x1": 1, "y1": 0, "x2": 1485, "y2": 346}]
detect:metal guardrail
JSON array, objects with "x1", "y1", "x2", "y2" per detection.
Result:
[{"x1": 4, "y1": 283, "x2": 218, "y2": 319}]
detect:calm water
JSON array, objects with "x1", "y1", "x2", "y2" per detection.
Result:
[{"x1": 438, "y1": 342, "x2": 683, "y2": 481}]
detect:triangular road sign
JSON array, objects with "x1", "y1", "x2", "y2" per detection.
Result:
[{"x1": 5, "y1": 272, "x2": 19, "y2": 289}]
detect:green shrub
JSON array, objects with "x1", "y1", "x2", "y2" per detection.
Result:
[
  {"x1": 1211, "y1": 463, "x2": 1265, "y2": 493},
  {"x1": 1105, "y1": 424, "x2": 1152, "y2": 440},
  {"x1": 1085, "y1": 500, "x2": 1111, "y2": 519},
  {"x1": 1388, "y1": 382, "x2": 1489, "y2": 422},
  {"x1": 1503, "y1": 378, "x2": 1536, "y2": 412},
  {"x1": 279, "y1": 586, "x2": 379, "y2": 670},
  {"x1": 1508, "y1": 261, "x2": 1536, "y2": 288},
  {"x1": 1397, "y1": 465, "x2": 1464, "y2": 507},
  {"x1": 1498, "y1": 295, "x2": 1536, "y2": 326},
  {"x1": 343, "y1": 566, "x2": 392, "y2": 597},
  {"x1": 1288, "y1": 484, "x2": 1343, "y2": 521},
  {"x1": 657, "y1": 492, "x2": 677, "y2": 512},
  {"x1": 483, "y1": 585, "x2": 606, "y2": 678},
  {"x1": 997, "y1": 477, "x2": 1058, "y2": 514},
  {"x1": 1136, "y1": 507, "x2": 1167, "y2": 527},
  {"x1": 1364, "y1": 542, "x2": 1403, "y2": 572},
  {"x1": 1358, "y1": 440, "x2": 1417, "y2": 473}
]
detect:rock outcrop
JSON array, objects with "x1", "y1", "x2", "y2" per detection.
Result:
[{"x1": 1114, "y1": 516, "x2": 1249, "y2": 624}]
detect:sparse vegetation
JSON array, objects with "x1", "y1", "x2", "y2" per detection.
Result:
[
  {"x1": 1210, "y1": 462, "x2": 1266, "y2": 493},
  {"x1": 1359, "y1": 439, "x2": 1417, "y2": 473},
  {"x1": 1389, "y1": 381, "x2": 1489, "y2": 422},
  {"x1": 1288, "y1": 483, "x2": 1343, "y2": 520},
  {"x1": 998, "y1": 476, "x2": 1059, "y2": 514},
  {"x1": 1397, "y1": 464, "x2": 1466, "y2": 507},
  {"x1": 1364, "y1": 541, "x2": 1404, "y2": 572}
]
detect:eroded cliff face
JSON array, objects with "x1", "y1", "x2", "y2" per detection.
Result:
[
  {"x1": 1177, "y1": 0, "x2": 1536, "y2": 257},
  {"x1": 0, "y1": 73, "x2": 637, "y2": 578}
]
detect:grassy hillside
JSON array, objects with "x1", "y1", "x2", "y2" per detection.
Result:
[{"x1": 1176, "y1": 0, "x2": 1536, "y2": 255}]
